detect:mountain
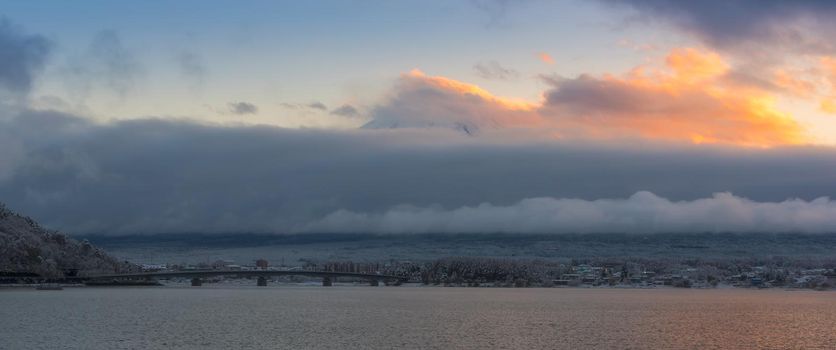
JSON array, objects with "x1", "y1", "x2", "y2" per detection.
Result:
[{"x1": 0, "y1": 203, "x2": 135, "y2": 278}]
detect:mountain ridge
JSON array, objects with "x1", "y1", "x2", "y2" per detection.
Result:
[{"x1": 0, "y1": 203, "x2": 135, "y2": 278}]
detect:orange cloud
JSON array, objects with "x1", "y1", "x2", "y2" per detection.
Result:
[
  {"x1": 405, "y1": 69, "x2": 534, "y2": 111},
  {"x1": 538, "y1": 52, "x2": 555, "y2": 65},
  {"x1": 543, "y1": 48, "x2": 805, "y2": 147},
  {"x1": 665, "y1": 48, "x2": 728, "y2": 83},
  {"x1": 364, "y1": 70, "x2": 544, "y2": 132},
  {"x1": 773, "y1": 69, "x2": 816, "y2": 99},
  {"x1": 821, "y1": 57, "x2": 836, "y2": 81},
  {"x1": 819, "y1": 57, "x2": 836, "y2": 114},
  {"x1": 370, "y1": 49, "x2": 807, "y2": 147},
  {"x1": 821, "y1": 99, "x2": 836, "y2": 114}
]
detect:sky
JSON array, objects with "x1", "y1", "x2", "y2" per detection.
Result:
[{"x1": 3, "y1": 1, "x2": 836, "y2": 234}]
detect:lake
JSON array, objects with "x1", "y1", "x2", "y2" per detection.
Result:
[{"x1": 1, "y1": 286, "x2": 834, "y2": 349}]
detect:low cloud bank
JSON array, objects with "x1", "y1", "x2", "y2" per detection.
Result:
[
  {"x1": 3, "y1": 110, "x2": 836, "y2": 235},
  {"x1": 303, "y1": 191, "x2": 836, "y2": 234}
]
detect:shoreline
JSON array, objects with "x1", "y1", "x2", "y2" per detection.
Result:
[{"x1": 3, "y1": 281, "x2": 833, "y2": 292}]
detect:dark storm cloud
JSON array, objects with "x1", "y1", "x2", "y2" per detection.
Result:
[
  {"x1": 2, "y1": 110, "x2": 836, "y2": 234},
  {"x1": 228, "y1": 101, "x2": 258, "y2": 115},
  {"x1": 330, "y1": 104, "x2": 359, "y2": 117},
  {"x1": 0, "y1": 19, "x2": 51, "y2": 97},
  {"x1": 602, "y1": 0, "x2": 836, "y2": 52}
]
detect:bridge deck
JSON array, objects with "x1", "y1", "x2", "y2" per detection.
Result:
[{"x1": 86, "y1": 269, "x2": 406, "y2": 281}]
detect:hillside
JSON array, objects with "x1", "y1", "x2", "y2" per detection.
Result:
[{"x1": 0, "y1": 203, "x2": 135, "y2": 278}]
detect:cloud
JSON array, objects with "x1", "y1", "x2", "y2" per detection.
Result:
[
  {"x1": 601, "y1": 2, "x2": 836, "y2": 119},
  {"x1": 63, "y1": 30, "x2": 143, "y2": 100},
  {"x1": 87, "y1": 30, "x2": 141, "y2": 96},
  {"x1": 279, "y1": 103, "x2": 301, "y2": 109},
  {"x1": 176, "y1": 51, "x2": 206, "y2": 89},
  {"x1": 771, "y1": 68, "x2": 817, "y2": 99},
  {"x1": 363, "y1": 70, "x2": 541, "y2": 135},
  {"x1": 538, "y1": 52, "x2": 555, "y2": 65},
  {"x1": 308, "y1": 101, "x2": 328, "y2": 111},
  {"x1": 279, "y1": 101, "x2": 328, "y2": 111},
  {"x1": 228, "y1": 101, "x2": 258, "y2": 115},
  {"x1": 364, "y1": 49, "x2": 805, "y2": 146},
  {"x1": 470, "y1": 0, "x2": 530, "y2": 27},
  {"x1": 601, "y1": 0, "x2": 836, "y2": 54},
  {"x1": 474, "y1": 61, "x2": 520, "y2": 80},
  {"x1": 818, "y1": 57, "x2": 836, "y2": 114},
  {"x1": 0, "y1": 19, "x2": 51, "y2": 99},
  {"x1": 2, "y1": 109, "x2": 836, "y2": 234},
  {"x1": 0, "y1": 131, "x2": 24, "y2": 181},
  {"x1": 303, "y1": 191, "x2": 836, "y2": 234},
  {"x1": 331, "y1": 104, "x2": 360, "y2": 117},
  {"x1": 541, "y1": 48, "x2": 804, "y2": 146}
]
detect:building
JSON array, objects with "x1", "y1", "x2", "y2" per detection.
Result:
[{"x1": 256, "y1": 259, "x2": 269, "y2": 270}]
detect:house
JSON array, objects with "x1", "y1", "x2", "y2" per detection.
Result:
[
  {"x1": 141, "y1": 264, "x2": 167, "y2": 271},
  {"x1": 255, "y1": 259, "x2": 269, "y2": 269}
]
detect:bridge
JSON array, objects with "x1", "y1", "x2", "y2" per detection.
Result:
[{"x1": 85, "y1": 269, "x2": 408, "y2": 287}]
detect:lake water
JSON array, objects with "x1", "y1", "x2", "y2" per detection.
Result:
[{"x1": 1, "y1": 286, "x2": 834, "y2": 349}]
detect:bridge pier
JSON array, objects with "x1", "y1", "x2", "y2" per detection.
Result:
[
  {"x1": 383, "y1": 279, "x2": 403, "y2": 286},
  {"x1": 86, "y1": 270, "x2": 403, "y2": 287}
]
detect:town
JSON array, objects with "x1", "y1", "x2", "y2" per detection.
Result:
[{"x1": 130, "y1": 256, "x2": 836, "y2": 290}]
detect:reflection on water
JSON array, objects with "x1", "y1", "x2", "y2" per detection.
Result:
[{"x1": 1, "y1": 287, "x2": 834, "y2": 349}]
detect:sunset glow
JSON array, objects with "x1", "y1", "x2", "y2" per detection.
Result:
[
  {"x1": 393, "y1": 48, "x2": 806, "y2": 147},
  {"x1": 4, "y1": 0, "x2": 836, "y2": 236}
]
